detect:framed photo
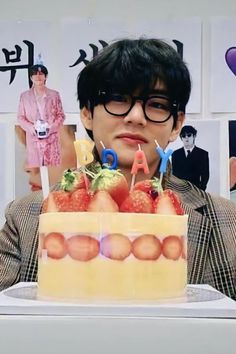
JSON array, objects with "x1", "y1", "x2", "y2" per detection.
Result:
[
  {"x1": 14, "y1": 123, "x2": 78, "y2": 199},
  {"x1": 168, "y1": 119, "x2": 229, "y2": 198}
]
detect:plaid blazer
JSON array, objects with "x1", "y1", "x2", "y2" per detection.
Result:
[{"x1": 0, "y1": 174, "x2": 236, "y2": 299}]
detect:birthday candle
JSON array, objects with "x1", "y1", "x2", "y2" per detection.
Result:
[
  {"x1": 100, "y1": 141, "x2": 118, "y2": 169},
  {"x1": 155, "y1": 140, "x2": 173, "y2": 185},
  {"x1": 130, "y1": 145, "x2": 149, "y2": 190},
  {"x1": 73, "y1": 139, "x2": 94, "y2": 190},
  {"x1": 131, "y1": 145, "x2": 149, "y2": 175},
  {"x1": 74, "y1": 139, "x2": 94, "y2": 167}
]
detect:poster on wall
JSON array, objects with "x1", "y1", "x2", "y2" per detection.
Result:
[
  {"x1": 0, "y1": 18, "x2": 201, "y2": 115},
  {"x1": 210, "y1": 17, "x2": 236, "y2": 112},
  {"x1": 14, "y1": 124, "x2": 77, "y2": 199},
  {"x1": 0, "y1": 21, "x2": 52, "y2": 112},
  {"x1": 168, "y1": 118, "x2": 229, "y2": 198},
  {"x1": 60, "y1": 18, "x2": 128, "y2": 113},
  {"x1": 130, "y1": 18, "x2": 201, "y2": 113},
  {"x1": 60, "y1": 18, "x2": 201, "y2": 113},
  {"x1": 0, "y1": 122, "x2": 14, "y2": 226}
]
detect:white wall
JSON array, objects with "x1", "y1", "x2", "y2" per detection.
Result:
[{"x1": 0, "y1": 0, "x2": 236, "y2": 120}]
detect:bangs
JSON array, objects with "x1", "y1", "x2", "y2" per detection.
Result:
[
  {"x1": 95, "y1": 43, "x2": 168, "y2": 95},
  {"x1": 77, "y1": 38, "x2": 191, "y2": 112},
  {"x1": 30, "y1": 65, "x2": 48, "y2": 76}
]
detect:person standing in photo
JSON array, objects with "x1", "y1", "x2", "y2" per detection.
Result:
[
  {"x1": 15, "y1": 125, "x2": 77, "y2": 193},
  {"x1": 17, "y1": 64, "x2": 65, "y2": 168},
  {"x1": 172, "y1": 125, "x2": 209, "y2": 191}
]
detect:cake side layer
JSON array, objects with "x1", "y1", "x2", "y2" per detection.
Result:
[
  {"x1": 38, "y1": 212, "x2": 188, "y2": 301},
  {"x1": 38, "y1": 257, "x2": 187, "y2": 300},
  {"x1": 39, "y1": 212, "x2": 188, "y2": 235}
]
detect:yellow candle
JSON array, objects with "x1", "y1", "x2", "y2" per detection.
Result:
[{"x1": 74, "y1": 139, "x2": 94, "y2": 167}]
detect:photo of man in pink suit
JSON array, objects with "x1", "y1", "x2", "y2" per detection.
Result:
[{"x1": 17, "y1": 64, "x2": 65, "y2": 167}]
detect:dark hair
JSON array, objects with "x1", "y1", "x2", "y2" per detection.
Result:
[
  {"x1": 77, "y1": 38, "x2": 191, "y2": 139},
  {"x1": 180, "y1": 125, "x2": 197, "y2": 137},
  {"x1": 29, "y1": 64, "x2": 48, "y2": 76}
]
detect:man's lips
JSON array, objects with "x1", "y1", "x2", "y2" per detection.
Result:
[
  {"x1": 117, "y1": 133, "x2": 148, "y2": 145},
  {"x1": 30, "y1": 184, "x2": 42, "y2": 191}
]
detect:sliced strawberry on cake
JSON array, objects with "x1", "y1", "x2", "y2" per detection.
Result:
[
  {"x1": 87, "y1": 190, "x2": 119, "y2": 212},
  {"x1": 120, "y1": 190, "x2": 153, "y2": 213},
  {"x1": 70, "y1": 188, "x2": 91, "y2": 211},
  {"x1": 100, "y1": 233, "x2": 132, "y2": 260},
  {"x1": 42, "y1": 190, "x2": 72, "y2": 213},
  {"x1": 132, "y1": 234, "x2": 162, "y2": 260},
  {"x1": 162, "y1": 235, "x2": 183, "y2": 260},
  {"x1": 43, "y1": 232, "x2": 67, "y2": 259},
  {"x1": 67, "y1": 235, "x2": 99, "y2": 261},
  {"x1": 153, "y1": 189, "x2": 184, "y2": 215}
]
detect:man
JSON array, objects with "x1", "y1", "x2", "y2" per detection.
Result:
[
  {"x1": 0, "y1": 38, "x2": 236, "y2": 300},
  {"x1": 17, "y1": 64, "x2": 65, "y2": 167},
  {"x1": 172, "y1": 125, "x2": 209, "y2": 190}
]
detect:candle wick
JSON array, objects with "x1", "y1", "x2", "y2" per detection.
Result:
[
  {"x1": 100, "y1": 140, "x2": 105, "y2": 149},
  {"x1": 130, "y1": 174, "x2": 136, "y2": 192}
]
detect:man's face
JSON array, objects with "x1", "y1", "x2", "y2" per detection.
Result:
[
  {"x1": 31, "y1": 71, "x2": 46, "y2": 86},
  {"x1": 181, "y1": 133, "x2": 195, "y2": 150},
  {"x1": 81, "y1": 82, "x2": 184, "y2": 174}
]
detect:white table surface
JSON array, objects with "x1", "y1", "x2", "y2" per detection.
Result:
[{"x1": 0, "y1": 283, "x2": 235, "y2": 354}]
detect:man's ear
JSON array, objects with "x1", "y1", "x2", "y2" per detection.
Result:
[
  {"x1": 169, "y1": 112, "x2": 185, "y2": 142},
  {"x1": 80, "y1": 106, "x2": 93, "y2": 131}
]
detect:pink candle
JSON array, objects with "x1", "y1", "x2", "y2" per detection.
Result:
[
  {"x1": 131, "y1": 145, "x2": 149, "y2": 175},
  {"x1": 130, "y1": 145, "x2": 149, "y2": 190}
]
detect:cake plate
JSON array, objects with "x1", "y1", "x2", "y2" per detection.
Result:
[{"x1": 1, "y1": 283, "x2": 236, "y2": 318}]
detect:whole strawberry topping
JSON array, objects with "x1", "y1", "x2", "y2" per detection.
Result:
[
  {"x1": 133, "y1": 177, "x2": 162, "y2": 200},
  {"x1": 91, "y1": 169, "x2": 129, "y2": 207},
  {"x1": 60, "y1": 169, "x2": 89, "y2": 192}
]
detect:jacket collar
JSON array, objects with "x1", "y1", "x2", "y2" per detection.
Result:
[{"x1": 166, "y1": 174, "x2": 208, "y2": 211}]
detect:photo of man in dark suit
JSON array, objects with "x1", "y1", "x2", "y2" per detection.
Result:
[{"x1": 172, "y1": 125, "x2": 209, "y2": 191}]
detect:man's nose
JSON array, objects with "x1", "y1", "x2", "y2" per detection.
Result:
[{"x1": 123, "y1": 101, "x2": 146, "y2": 126}]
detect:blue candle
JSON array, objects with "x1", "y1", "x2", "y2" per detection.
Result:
[
  {"x1": 155, "y1": 140, "x2": 173, "y2": 173},
  {"x1": 102, "y1": 149, "x2": 118, "y2": 169}
]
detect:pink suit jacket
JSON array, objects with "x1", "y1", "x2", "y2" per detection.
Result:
[{"x1": 17, "y1": 87, "x2": 65, "y2": 167}]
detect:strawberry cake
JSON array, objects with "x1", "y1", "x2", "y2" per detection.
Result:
[{"x1": 38, "y1": 168, "x2": 188, "y2": 301}]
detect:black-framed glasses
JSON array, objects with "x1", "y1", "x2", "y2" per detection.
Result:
[
  {"x1": 98, "y1": 91, "x2": 178, "y2": 123},
  {"x1": 181, "y1": 133, "x2": 193, "y2": 138}
]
